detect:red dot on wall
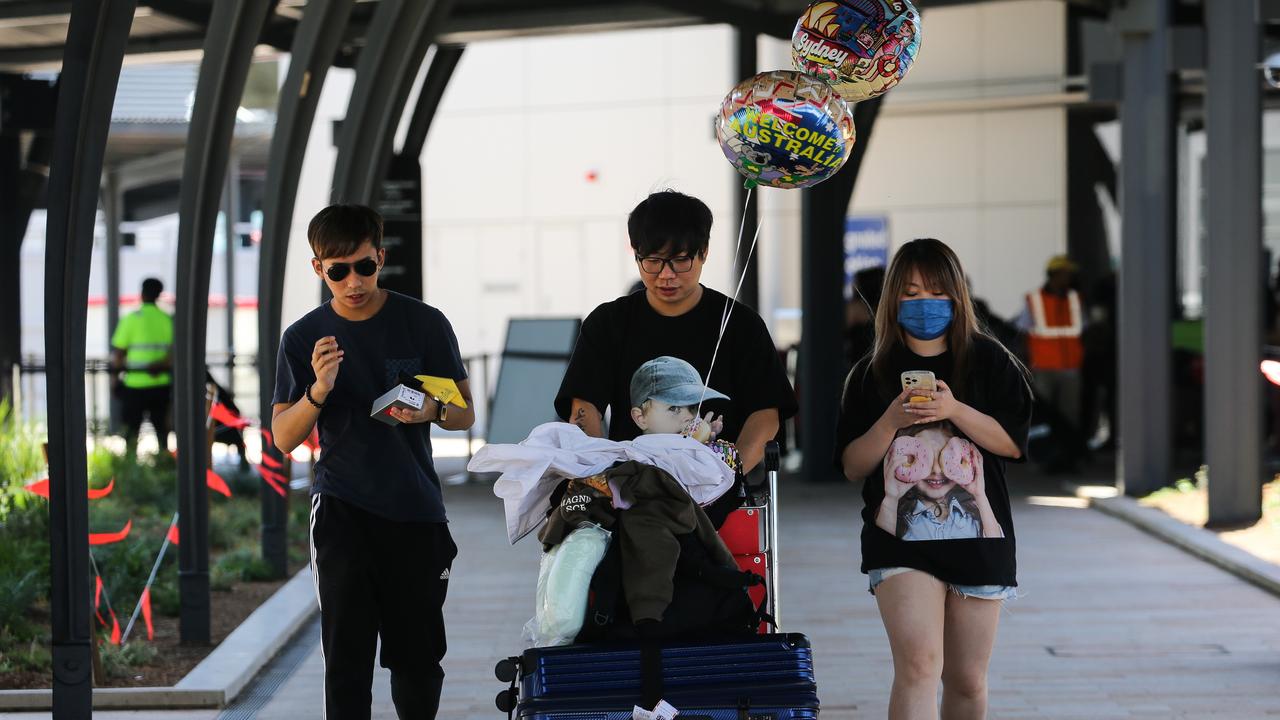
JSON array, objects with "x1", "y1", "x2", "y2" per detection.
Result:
[{"x1": 585, "y1": 170, "x2": 599, "y2": 183}]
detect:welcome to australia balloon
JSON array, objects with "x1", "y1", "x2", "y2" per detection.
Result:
[
  {"x1": 715, "y1": 70, "x2": 856, "y2": 190},
  {"x1": 791, "y1": 0, "x2": 922, "y2": 104}
]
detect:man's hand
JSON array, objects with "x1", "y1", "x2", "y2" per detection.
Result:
[
  {"x1": 387, "y1": 397, "x2": 440, "y2": 425},
  {"x1": 310, "y1": 336, "x2": 343, "y2": 400}
]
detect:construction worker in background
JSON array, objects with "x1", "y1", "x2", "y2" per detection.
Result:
[
  {"x1": 110, "y1": 277, "x2": 174, "y2": 460},
  {"x1": 1019, "y1": 255, "x2": 1085, "y2": 432}
]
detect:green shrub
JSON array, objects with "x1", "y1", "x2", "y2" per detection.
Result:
[
  {"x1": 99, "y1": 639, "x2": 158, "y2": 678},
  {"x1": 149, "y1": 564, "x2": 180, "y2": 617},
  {"x1": 209, "y1": 499, "x2": 261, "y2": 551},
  {"x1": 0, "y1": 631, "x2": 50, "y2": 673},
  {"x1": 0, "y1": 399, "x2": 46, "y2": 524},
  {"x1": 211, "y1": 548, "x2": 274, "y2": 589}
]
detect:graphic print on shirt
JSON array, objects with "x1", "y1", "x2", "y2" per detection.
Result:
[{"x1": 880, "y1": 421, "x2": 1004, "y2": 541}]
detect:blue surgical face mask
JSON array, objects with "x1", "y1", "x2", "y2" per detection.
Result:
[{"x1": 898, "y1": 298, "x2": 953, "y2": 340}]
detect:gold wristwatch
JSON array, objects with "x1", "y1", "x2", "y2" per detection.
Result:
[{"x1": 435, "y1": 397, "x2": 448, "y2": 424}]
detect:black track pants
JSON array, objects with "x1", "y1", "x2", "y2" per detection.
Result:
[{"x1": 309, "y1": 493, "x2": 456, "y2": 719}]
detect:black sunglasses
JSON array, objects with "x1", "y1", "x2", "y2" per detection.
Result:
[{"x1": 319, "y1": 257, "x2": 378, "y2": 282}]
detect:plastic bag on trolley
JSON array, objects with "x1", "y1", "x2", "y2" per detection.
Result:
[{"x1": 523, "y1": 523, "x2": 612, "y2": 647}]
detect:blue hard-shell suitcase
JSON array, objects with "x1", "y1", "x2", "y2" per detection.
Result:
[{"x1": 508, "y1": 633, "x2": 819, "y2": 719}]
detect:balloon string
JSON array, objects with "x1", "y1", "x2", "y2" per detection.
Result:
[{"x1": 695, "y1": 186, "x2": 761, "y2": 425}]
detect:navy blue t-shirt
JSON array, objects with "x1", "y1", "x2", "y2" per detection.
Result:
[{"x1": 273, "y1": 291, "x2": 466, "y2": 523}]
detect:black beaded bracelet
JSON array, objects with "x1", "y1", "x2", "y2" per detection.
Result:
[{"x1": 304, "y1": 384, "x2": 326, "y2": 409}]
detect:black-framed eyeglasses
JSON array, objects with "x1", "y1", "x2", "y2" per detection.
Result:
[
  {"x1": 319, "y1": 257, "x2": 378, "y2": 282},
  {"x1": 636, "y1": 255, "x2": 695, "y2": 274}
]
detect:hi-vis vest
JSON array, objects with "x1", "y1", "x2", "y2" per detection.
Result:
[
  {"x1": 1026, "y1": 288, "x2": 1083, "y2": 371},
  {"x1": 111, "y1": 304, "x2": 174, "y2": 389}
]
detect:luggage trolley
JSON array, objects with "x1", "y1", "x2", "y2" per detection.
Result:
[{"x1": 494, "y1": 441, "x2": 820, "y2": 719}]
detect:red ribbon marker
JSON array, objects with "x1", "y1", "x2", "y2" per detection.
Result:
[
  {"x1": 206, "y1": 469, "x2": 232, "y2": 498},
  {"x1": 210, "y1": 402, "x2": 252, "y2": 429},
  {"x1": 167, "y1": 524, "x2": 180, "y2": 545},
  {"x1": 88, "y1": 477, "x2": 114, "y2": 500},
  {"x1": 25, "y1": 477, "x2": 116, "y2": 499},
  {"x1": 89, "y1": 519, "x2": 132, "y2": 546},
  {"x1": 256, "y1": 464, "x2": 288, "y2": 497},
  {"x1": 140, "y1": 588, "x2": 154, "y2": 640}
]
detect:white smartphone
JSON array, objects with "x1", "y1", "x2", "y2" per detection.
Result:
[{"x1": 900, "y1": 370, "x2": 937, "y2": 403}]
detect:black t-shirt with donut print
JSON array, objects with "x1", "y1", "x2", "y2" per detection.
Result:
[{"x1": 834, "y1": 335, "x2": 1031, "y2": 587}]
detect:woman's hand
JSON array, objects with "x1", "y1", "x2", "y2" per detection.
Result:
[
  {"x1": 879, "y1": 388, "x2": 922, "y2": 432},
  {"x1": 904, "y1": 379, "x2": 961, "y2": 425}
]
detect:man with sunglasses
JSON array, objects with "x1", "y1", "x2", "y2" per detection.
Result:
[
  {"x1": 271, "y1": 204, "x2": 474, "y2": 719},
  {"x1": 555, "y1": 189, "x2": 796, "y2": 490}
]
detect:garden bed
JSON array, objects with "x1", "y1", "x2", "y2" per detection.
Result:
[
  {"x1": 0, "y1": 426, "x2": 310, "y2": 689},
  {"x1": 1139, "y1": 471, "x2": 1280, "y2": 566}
]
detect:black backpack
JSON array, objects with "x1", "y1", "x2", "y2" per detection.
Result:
[{"x1": 575, "y1": 525, "x2": 765, "y2": 643}]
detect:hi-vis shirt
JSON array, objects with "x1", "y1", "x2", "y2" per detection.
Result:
[
  {"x1": 111, "y1": 304, "x2": 173, "y2": 389},
  {"x1": 1025, "y1": 288, "x2": 1083, "y2": 371}
]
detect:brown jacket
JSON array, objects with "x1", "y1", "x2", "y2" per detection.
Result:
[{"x1": 607, "y1": 461, "x2": 737, "y2": 622}]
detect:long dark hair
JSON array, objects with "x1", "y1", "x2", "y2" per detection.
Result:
[{"x1": 871, "y1": 239, "x2": 983, "y2": 399}]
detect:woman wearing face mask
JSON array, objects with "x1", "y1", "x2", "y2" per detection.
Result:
[{"x1": 835, "y1": 238, "x2": 1032, "y2": 720}]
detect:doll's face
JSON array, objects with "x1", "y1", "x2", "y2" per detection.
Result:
[
  {"x1": 886, "y1": 426, "x2": 978, "y2": 500},
  {"x1": 631, "y1": 399, "x2": 696, "y2": 435}
]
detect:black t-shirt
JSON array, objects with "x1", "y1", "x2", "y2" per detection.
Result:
[
  {"x1": 273, "y1": 291, "x2": 467, "y2": 523},
  {"x1": 555, "y1": 287, "x2": 797, "y2": 443},
  {"x1": 834, "y1": 336, "x2": 1031, "y2": 586}
]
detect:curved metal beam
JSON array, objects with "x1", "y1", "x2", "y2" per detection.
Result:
[
  {"x1": 173, "y1": 0, "x2": 273, "y2": 644},
  {"x1": 257, "y1": 0, "x2": 357, "y2": 579},
  {"x1": 44, "y1": 0, "x2": 137, "y2": 713},
  {"x1": 331, "y1": 0, "x2": 457, "y2": 205},
  {"x1": 401, "y1": 45, "x2": 465, "y2": 163}
]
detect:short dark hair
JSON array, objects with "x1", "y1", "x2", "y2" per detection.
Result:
[
  {"x1": 627, "y1": 190, "x2": 713, "y2": 259},
  {"x1": 140, "y1": 278, "x2": 163, "y2": 303},
  {"x1": 307, "y1": 204, "x2": 383, "y2": 260}
]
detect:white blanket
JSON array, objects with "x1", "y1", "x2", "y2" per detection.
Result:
[{"x1": 469, "y1": 422, "x2": 736, "y2": 544}]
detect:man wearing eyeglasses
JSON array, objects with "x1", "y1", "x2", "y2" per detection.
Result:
[
  {"x1": 555, "y1": 189, "x2": 797, "y2": 490},
  {"x1": 270, "y1": 204, "x2": 474, "y2": 719}
]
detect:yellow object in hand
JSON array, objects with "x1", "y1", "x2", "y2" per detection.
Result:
[
  {"x1": 909, "y1": 396, "x2": 930, "y2": 404},
  {"x1": 413, "y1": 375, "x2": 468, "y2": 408}
]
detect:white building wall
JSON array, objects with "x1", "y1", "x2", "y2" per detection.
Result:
[
  {"x1": 847, "y1": 0, "x2": 1068, "y2": 319},
  {"x1": 418, "y1": 27, "x2": 739, "y2": 358}
]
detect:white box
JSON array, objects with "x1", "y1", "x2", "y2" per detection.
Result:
[{"x1": 370, "y1": 384, "x2": 427, "y2": 425}]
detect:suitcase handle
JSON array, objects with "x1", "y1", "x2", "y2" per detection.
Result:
[{"x1": 765, "y1": 440, "x2": 780, "y2": 473}]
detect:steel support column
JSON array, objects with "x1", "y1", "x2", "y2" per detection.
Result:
[
  {"x1": 222, "y1": 153, "x2": 240, "y2": 397},
  {"x1": 732, "y1": 30, "x2": 759, "y2": 311},
  {"x1": 799, "y1": 97, "x2": 882, "y2": 482},
  {"x1": 105, "y1": 174, "x2": 123, "y2": 345},
  {"x1": 45, "y1": 1, "x2": 136, "y2": 714},
  {"x1": 1204, "y1": 0, "x2": 1263, "y2": 526},
  {"x1": 1116, "y1": 0, "x2": 1174, "y2": 497},
  {"x1": 258, "y1": 0, "x2": 356, "y2": 578},
  {"x1": 173, "y1": 0, "x2": 273, "y2": 644}
]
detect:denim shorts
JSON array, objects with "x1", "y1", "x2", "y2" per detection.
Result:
[{"x1": 868, "y1": 567, "x2": 1017, "y2": 601}]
